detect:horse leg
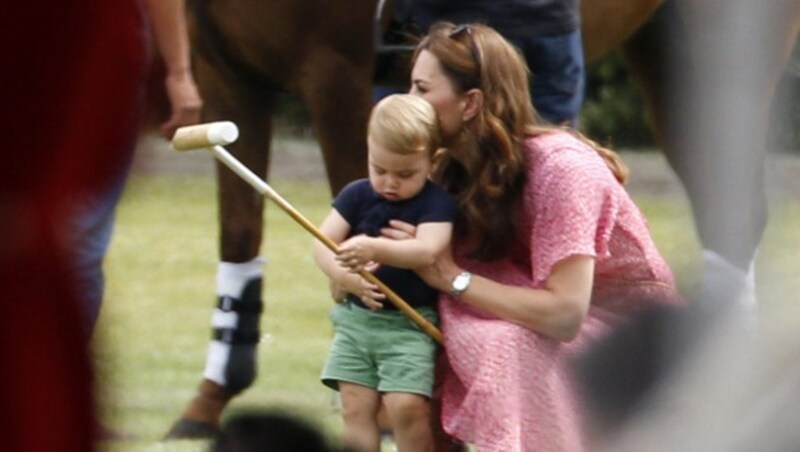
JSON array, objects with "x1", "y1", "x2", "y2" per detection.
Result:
[
  {"x1": 298, "y1": 51, "x2": 373, "y2": 194},
  {"x1": 621, "y1": 1, "x2": 800, "y2": 312},
  {"x1": 165, "y1": 55, "x2": 275, "y2": 439},
  {"x1": 685, "y1": 1, "x2": 800, "y2": 315},
  {"x1": 619, "y1": 2, "x2": 765, "y2": 308}
]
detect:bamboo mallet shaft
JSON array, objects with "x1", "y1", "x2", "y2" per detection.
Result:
[{"x1": 172, "y1": 122, "x2": 444, "y2": 344}]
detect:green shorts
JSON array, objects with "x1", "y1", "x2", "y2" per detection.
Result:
[{"x1": 321, "y1": 302, "x2": 439, "y2": 397}]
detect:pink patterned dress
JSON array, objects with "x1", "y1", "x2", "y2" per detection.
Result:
[{"x1": 438, "y1": 132, "x2": 681, "y2": 451}]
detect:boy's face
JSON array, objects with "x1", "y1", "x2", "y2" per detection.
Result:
[{"x1": 367, "y1": 137, "x2": 431, "y2": 202}]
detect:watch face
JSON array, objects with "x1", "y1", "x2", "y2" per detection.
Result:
[{"x1": 453, "y1": 272, "x2": 471, "y2": 291}]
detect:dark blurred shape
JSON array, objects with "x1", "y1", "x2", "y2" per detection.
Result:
[
  {"x1": 210, "y1": 410, "x2": 347, "y2": 452},
  {"x1": 574, "y1": 300, "x2": 718, "y2": 443}
]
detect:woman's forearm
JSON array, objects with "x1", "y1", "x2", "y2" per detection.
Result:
[
  {"x1": 143, "y1": 0, "x2": 192, "y2": 77},
  {"x1": 431, "y1": 255, "x2": 594, "y2": 341},
  {"x1": 455, "y1": 274, "x2": 589, "y2": 341}
]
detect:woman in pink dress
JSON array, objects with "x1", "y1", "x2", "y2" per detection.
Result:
[{"x1": 381, "y1": 22, "x2": 682, "y2": 451}]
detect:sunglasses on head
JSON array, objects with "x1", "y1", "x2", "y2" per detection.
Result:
[{"x1": 448, "y1": 24, "x2": 482, "y2": 77}]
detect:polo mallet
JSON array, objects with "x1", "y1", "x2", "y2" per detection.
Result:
[{"x1": 171, "y1": 121, "x2": 444, "y2": 345}]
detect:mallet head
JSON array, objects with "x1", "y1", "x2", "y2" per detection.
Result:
[{"x1": 171, "y1": 121, "x2": 239, "y2": 151}]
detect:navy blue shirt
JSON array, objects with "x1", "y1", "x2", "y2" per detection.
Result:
[
  {"x1": 410, "y1": 0, "x2": 580, "y2": 36},
  {"x1": 334, "y1": 179, "x2": 459, "y2": 310}
]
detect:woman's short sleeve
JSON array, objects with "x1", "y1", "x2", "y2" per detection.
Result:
[{"x1": 529, "y1": 144, "x2": 619, "y2": 287}]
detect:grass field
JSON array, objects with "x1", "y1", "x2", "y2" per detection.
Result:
[{"x1": 94, "y1": 146, "x2": 800, "y2": 451}]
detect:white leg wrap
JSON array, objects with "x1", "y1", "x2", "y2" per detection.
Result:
[
  {"x1": 216, "y1": 257, "x2": 266, "y2": 297},
  {"x1": 702, "y1": 249, "x2": 758, "y2": 331},
  {"x1": 203, "y1": 257, "x2": 266, "y2": 387}
]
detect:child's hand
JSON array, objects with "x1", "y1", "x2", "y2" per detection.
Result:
[
  {"x1": 334, "y1": 263, "x2": 381, "y2": 304},
  {"x1": 357, "y1": 276, "x2": 385, "y2": 310},
  {"x1": 328, "y1": 280, "x2": 348, "y2": 303},
  {"x1": 337, "y1": 235, "x2": 376, "y2": 272}
]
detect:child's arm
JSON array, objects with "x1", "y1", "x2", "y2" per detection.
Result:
[
  {"x1": 313, "y1": 209, "x2": 359, "y2": 293},
  {"x1": 313, "y1": 209, "x2": 385, "y2": 308},
  {"x1": 336, "y1": 222, "x2": 452, "y2": 272}
]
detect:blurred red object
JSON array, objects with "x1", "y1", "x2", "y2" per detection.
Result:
[{"x1": 0, "y1": 1, "x2": 152, "y2": 450}]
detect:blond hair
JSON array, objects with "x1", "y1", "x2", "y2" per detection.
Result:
[{"x1": 368, "y1": 94, "x2": 441, "y2": 157}]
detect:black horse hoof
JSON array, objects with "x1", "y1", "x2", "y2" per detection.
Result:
[{"x1": 163, "y1": 418, "x2": 220, "y2": 440}]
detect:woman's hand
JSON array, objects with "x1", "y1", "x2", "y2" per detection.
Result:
[{"x1": 380, "y1": 219, "x2": 417, "y2": 240}]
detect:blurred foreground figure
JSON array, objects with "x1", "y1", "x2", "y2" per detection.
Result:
[
  {"x1": 0, "y1": 0, "x2": 196, "y2": 449},
  {"x1": 643, "y1": 0, "x2": 800, "y2": 316},
  {"x1": 578, "y1": 1, "x2": 800, "y2": 450},
  {"x1": 679, "y1": 0, "x2": 799, "y2": 319},
  {"x1": 580, "y1": 302, "x2": 800, "y2": 452}
]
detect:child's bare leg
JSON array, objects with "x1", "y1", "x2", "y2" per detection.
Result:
[
  {"x1": 376, "y1": 401, "x2": 392, "y2": 434},
  {"x1": 339, "y1": 382, "x2": 382, "y2": 451},
  {"x1": 384, "y1": 392, "x2": 433, "y2": 452}
]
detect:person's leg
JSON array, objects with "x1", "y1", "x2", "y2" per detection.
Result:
[
  {"x1": 374, "y1": 308, "x2": 439, "y2": 451},
  {"x1": 66, "y1": 163, "x2": 130, "y2": 334},
  {"x1": 321, "y1": 303, "x2": 384, "y2": 449},
  {"x1": 514, "y1": 29, "x2": 586, "y2": 126},
  {"x1": 339, "y1": 382, "x2": 382, "y2": 451},
  {"x1": 384, "y1": 392, "x2": 433, "y2": 452}
]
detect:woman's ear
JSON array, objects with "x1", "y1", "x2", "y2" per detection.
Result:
[{"x1": 461, "y1": 88, "x2": 484, "y2": 122}]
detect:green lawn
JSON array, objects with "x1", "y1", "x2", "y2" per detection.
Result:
[
  {"x1": 97, "y1": 175, "x2": 339, "y2": 450},
  {"x1": 95, "y1": 168, "x2": 800, "y2": 450}
]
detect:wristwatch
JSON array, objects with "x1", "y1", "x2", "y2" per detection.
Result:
[{"x1": 450, "y1": 271, "x2": 472, "y2": 297}]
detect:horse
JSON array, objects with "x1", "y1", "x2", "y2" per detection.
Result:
[{"x1": 162, "y1": 0, "x2": 800, "y2": 439}]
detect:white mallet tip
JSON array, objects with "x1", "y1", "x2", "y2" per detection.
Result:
[{"x1": 207, "y1": 121, "x2": 239, "y2": 145}]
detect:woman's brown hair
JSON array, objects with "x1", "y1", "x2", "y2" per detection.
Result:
[{"x1": 413, "y1": 22, "x2": 628, "y2": 260}]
